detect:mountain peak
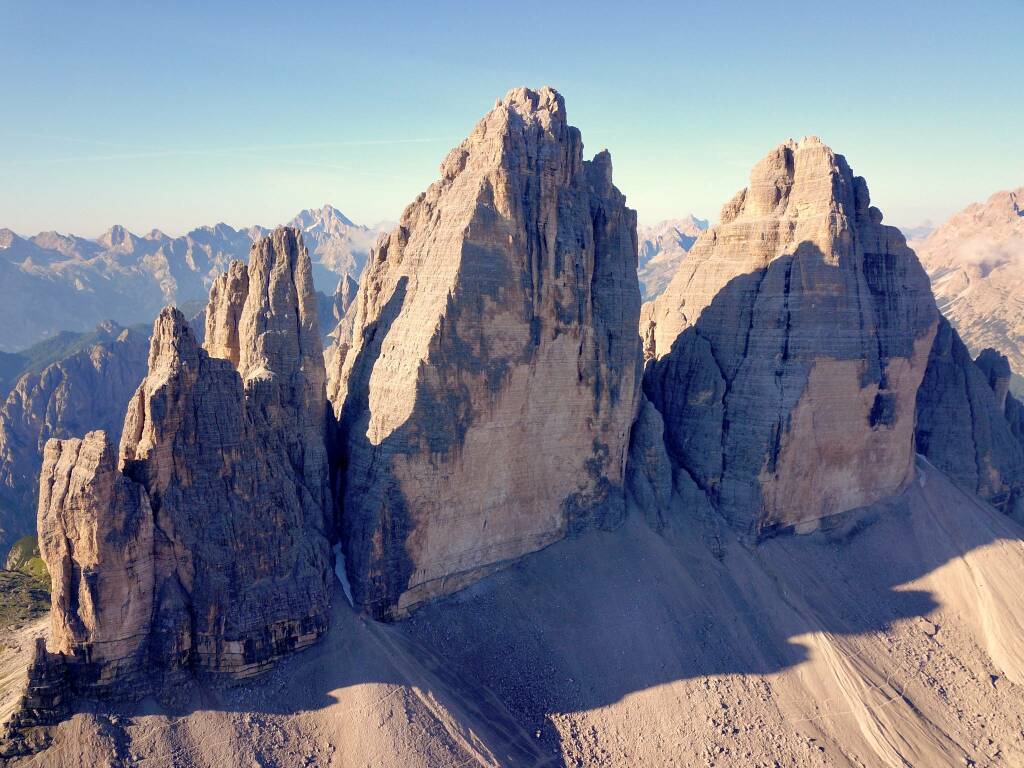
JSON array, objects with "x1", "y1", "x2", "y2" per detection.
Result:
[
  {"x1": 96, "y1": 224, "x2": 134, "y2": 249},
  {"x1": 500, "y1": 85, "x2": 566, "y2": 120},
  {"x1": 290, "y1": 204, "x2": 358, "y2": 232},
  {"x1": 643, "y1": 138, "x2": 937, "y2": 532},
  {"x1": 0, "y1": 228, "x2": 21, "y2": 248}
]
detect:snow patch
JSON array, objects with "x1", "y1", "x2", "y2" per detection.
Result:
[{"x1": 333, "y1": 543, "x2": 354, "y2": 607}]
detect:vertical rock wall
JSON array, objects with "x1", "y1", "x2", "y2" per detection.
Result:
[
  {"x1": 32, "y1": 227, "x2": 333, "y2": 698},
  {"x1": 642, "y1": 138, "x2": 938, "y2": 533},
  {"x1": 915, "y1": 325, "x2": 1024, "y2": 518},
  {"x1": 328, "y1": 87, "x2": 642, "y2": 617}
]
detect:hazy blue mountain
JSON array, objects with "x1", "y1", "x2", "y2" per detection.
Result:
[{"x1": 0, "y1": 206, "x2": 382, "y2": 351}]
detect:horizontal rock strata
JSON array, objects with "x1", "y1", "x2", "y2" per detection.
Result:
[
  {"x1": 642, "y1": 137, "x2": 938, "y2": 533},
  {"x1": 916, "y1": 325, "x2": 1024, "y2": 518}
]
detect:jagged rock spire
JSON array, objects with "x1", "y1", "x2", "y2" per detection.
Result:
[
  {"x1": 31, "y1": 227, "x2": 333, "y2": 701},
  {"x1": 327, "y1": 86, "x2": 642, "y2": 617}
]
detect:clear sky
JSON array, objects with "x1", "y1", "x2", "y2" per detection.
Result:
[{"x1": 2, "y1": 0, "x2": 1021, "y2": 237}]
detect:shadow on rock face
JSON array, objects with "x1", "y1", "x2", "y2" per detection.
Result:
[
  {"x1": 643, "y1": 241, "x2": 936, "y2": 534},
  {"x1": 31, "y1": 456, "x2": 1024, "y2": 767}
]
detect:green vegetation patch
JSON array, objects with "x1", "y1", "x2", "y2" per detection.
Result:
[
  {"x1": 0, "y1": 570, "x2": 49, "y2": 634},
  {"x1": 5, "y1": 536, "x2": 49, "y2": 587}
]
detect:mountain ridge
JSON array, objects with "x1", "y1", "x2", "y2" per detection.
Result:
[
  {"x1": 912, "y1": 186, "x2": 1024, "y2": 392},
  {"x1": 0, "y1": 206, "x2": 384, "y2": 352}
]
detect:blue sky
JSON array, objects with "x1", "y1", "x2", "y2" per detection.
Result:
[{"x1": 2, "y1": 0, "x2": 1021, "y2": 236}]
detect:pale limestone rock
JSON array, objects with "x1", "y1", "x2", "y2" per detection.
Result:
[
  {"x1": 31, "y1": 227, "x2": 333, "y2": 701},
  {"x1": 333, "y1": 274, "x2": 359, "y2": 321},
  {"x1": 203, "y1": 260, "x2": 248, "y2": 367},
  {"x1": 37, "y1": 433, "x2": 154, "y2": 684},
  {"x1": 328, "y1": 86, "x2": 642, "y2": 617},
  {"x1": 0, "y1": 323, "x2": 149, "y2": 554},
  {"x1": 636, "y1": 216, "x2": 708, "y2": 300},
  {"x1": 643, "y1": 137, "x2": 938, "y2": 533},
  {"x1": 286, "y1": 204, "x2": 380, "y2": 290},
  {"x1": 915, "y1": 322, "x2": 1024, "y2": 517}
]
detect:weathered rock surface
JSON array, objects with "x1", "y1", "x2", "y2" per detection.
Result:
[
  {"x1": 0, "y1": 323, "x2": 149, "y2": 555},
  {"x1": 637, "y1": 215, "x2": 708, "y2": 300},
  {"x1": 328, "y1": 86, "x2": 642, "y2": 617},
  {"x1": 642, "y1": 137, "x2": 938, "y2": 533},
  {"x1": 22, "y1": 228, "x2": 333, "y2": 709},
  {"x1": 915, "y1": 324, "x2": 1024, "y2": 518},
  {"x1": 912, "y1": 187, "x2": 1024, "y2": 392},
  {"x1": 332, "y1": 274, "x2": 359, "y2": 328}
]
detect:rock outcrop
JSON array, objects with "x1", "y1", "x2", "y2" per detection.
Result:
[
  {"x1": 0, "y1": 323, "x2": 149, "y2": 555},
  {"x1": 328, "y1": 86, "x2": 642, "y2": 618},
  {"x1": 915, "y1": 324, "x2": 1024, "y2": 518},
  {"x1": 912, "y1": 187, "x2": 1024, "y2": 392},
  {"x1": 24, "y1": 228, "x2": 333, "y2": 704},
  {"x1": 333, "y1": 274, "x2": 359, "y2": 327},
  {"x1": 642, "y1": 137, "x2": 938, "y2": 534}
]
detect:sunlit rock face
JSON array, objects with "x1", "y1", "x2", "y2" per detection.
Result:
[
  {"x1": 642, "y1": 137, "x2": 938, "y2": 534},
  {"x1": 327, "y1": 86, "x2": 642, "y2": 618},
  {"x1": 636, "y1": 216, "x2": 708, "y2": 300},
  {"x1": 34, "y1": 228, "x2": 333, "y2": 696}
]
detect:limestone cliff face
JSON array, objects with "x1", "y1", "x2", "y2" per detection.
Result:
[
  {"x1": 328, "y1": 87, "x2": 642, "y2": 617},
  {"x1": 637, "y1": 216, "x2": 708, "y2": 300},
  {"x1": 0, "y1": 323, "x2": 149, "y2": 554},
  {"x1": 915, "y1": 324, "x2": 1024, "y2": 518},
  {"x1": 32, "y1": 228, "x2": 332, "y2": 697},
  {"x1": 37, "y1": 433, "x2": 154, "y2": 685},
  {"x1": 642, "y1": 138, "x2": 938, "y2": 533}
]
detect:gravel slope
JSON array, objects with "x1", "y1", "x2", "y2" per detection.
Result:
[{"x1": 7, "y1": 457, "x2": 1024, "y2": 767}]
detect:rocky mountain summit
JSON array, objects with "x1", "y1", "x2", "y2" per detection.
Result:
[
  {"x1": 0, "y1": 206, "x2": 380, "y2": 352},
  {"x1": 0, "y1": 323, "x2": 149, "y2": 555},
  {"x1": 913, "y1": 187, "x2": 1024, "y2": 390},
  {"x1": 641, "y1": 137, "x2": 938, "y2": 533},
  {"x1": 327, "y1": 86, "x2": 642, "y2": 617},
  {"x1": 5, "y1": 90, "x2": 1024, "y2": 767},
  {"x1": 3, "y1": 229, "x2": 333, "y2": 748},
  {"x1": 637, "y1": 215, "x2": 708, "y2": 300},
  {"x1": 287, "y1": 205, "x2": 379, "y2": 291}
]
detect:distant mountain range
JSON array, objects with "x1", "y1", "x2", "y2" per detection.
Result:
[
  {"x1": 911, "y1": 187, "x2": 1024, "y2": 392},
  {"x1": 637, "y1": 215, "x2": 709, "y2": 300},
  {"x1": 0, "y1": 205, "x2": 383, "y2": 352}
]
